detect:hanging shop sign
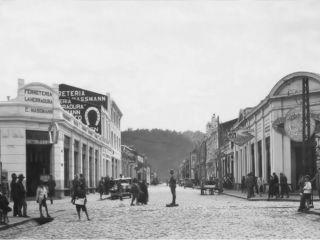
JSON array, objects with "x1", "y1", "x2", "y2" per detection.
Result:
[
  {"x1": 284, "y1": 107, "x2": 316, "y2": 142},
  {"x1": 227, "y1": 128, "x2": 254, "y2": 146},
  {"x1": 273, "y1": 108, "x2": 317, "y2": 142}
]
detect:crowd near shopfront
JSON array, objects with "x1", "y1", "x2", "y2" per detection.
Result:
[{"x1": 179, "y1": 72, "x2": 320, "y2": 195}]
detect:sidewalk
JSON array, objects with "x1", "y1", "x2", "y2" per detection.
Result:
[
  {"x1": 221, "y1": 189, "x2": 319, "y2": 202},
  {"x1": 0, "y1": 195, "x2": 74, "y2": 231}
]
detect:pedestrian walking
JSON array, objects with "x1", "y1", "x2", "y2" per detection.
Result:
[
  {"x1": 47, "y1": 174, "x2": 56, "y2": 204},
  {"x1": 98, "y1": 177, "x2": 105, "y2": 200},
  {"x1": 16, "y1": 174, "x2": 29, "y2": 217},
  {"x1": 280, "y1": 173, "x2": 289, "y2": 198},
  {"x1": 36, "y1": 181, "x2": 51, "y2": 218},
  {"x1": 310, "y1": 168, "x2": 320, "y2": 199},
  {"x1": 72, "y1": 174, "x2": 90, "y2": 221},
  {"x1": 167, "y1": 169, "x2": 178, "y2": 207},
  {"x1": 10, "y1": 173, "x2": 19, "y2": 217},
  {"x1": 130, "y1": 178, "x2": 140, "y2": 206},
  {"x1": 138, "y1": 180, "x2": 149, "y2": 205},
  {"x1": 298, "y1": 175, "x2": 312, "y2": 212}
]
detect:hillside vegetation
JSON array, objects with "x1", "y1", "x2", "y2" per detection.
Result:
[{"x1": 121, "y1": 129, "x2": 204, "y2": 180}]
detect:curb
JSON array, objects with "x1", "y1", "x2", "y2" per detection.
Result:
[
  {"x1": 0, "y1": 218, "x2": 37, "y2": 231},
  {"x1": 221, "y1": 192, "x2": 320, "y2": 202}
]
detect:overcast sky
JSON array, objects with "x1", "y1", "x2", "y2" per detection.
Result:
[{"x1": 1, "y1": 0, "x2": 320, "y2": 132}]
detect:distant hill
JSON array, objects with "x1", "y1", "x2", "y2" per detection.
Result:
[
  {"x1": 121, "y1": 129, "x2": 204, "y2": 180},
  {"x1": 182, "y1": 130, "x2": 205, "y2": 147}
]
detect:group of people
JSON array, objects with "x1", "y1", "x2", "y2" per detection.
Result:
[
  {"x1": 97, "y1": 176, "x2": 114, "y2": 200},
  {"x1": 0, "y1": 173, "x2": 56, "y2": 224},
  {"x1": 241, "y1": 172, "x2": 290, "y2": 199},
  {"x1": 241, "y1": 173, "x2": 265, "y2": 199},
  {"x1": 130, "y1": 179, "x2": 149, "y2": 206}
]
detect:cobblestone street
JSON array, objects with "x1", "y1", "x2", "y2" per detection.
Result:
[{"x1": 1, "y1": 185, "x2": 320, "y2": 239}]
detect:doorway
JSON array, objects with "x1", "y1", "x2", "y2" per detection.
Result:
[
  {"x1": 291, "y1": 140, "x2": 316, "y2": 190},
  {"x1": 26, "y1": 144, "x2": 51, "y2": 196}
]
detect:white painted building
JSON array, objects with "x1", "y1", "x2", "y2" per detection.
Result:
[
  {"x1": 232, "y1": 72, "x2": 320, "y2": 190},
  {"x1": 0, "y1": 79, "x2": 122, "y2": 197}
]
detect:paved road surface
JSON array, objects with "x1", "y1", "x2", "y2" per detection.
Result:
[{"x1": 1, "y1": 184, "x2": 320, "y2": 239}]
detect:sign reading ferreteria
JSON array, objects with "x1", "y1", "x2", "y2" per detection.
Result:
[
  {"x1": 59, "y1": 84, "x2": 108, "y2": 134},
  {"x1": 273, "y1": 107, "x2": 318, "y2": 142},
  {"x1": 24, "y1": 88, "x2": 54, "y2": 114}
]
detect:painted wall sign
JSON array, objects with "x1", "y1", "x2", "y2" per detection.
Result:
[
  {"x1": 284, "y1": 108, "x2": 316, "y2": 142},
  {"x1": 59, "y1": 84, "x2": 108, "y2": 134},
  {"x1": 59, "y1": 97, "x2": 101, "y2": 134},
  {"x1": 24, "y1": 87, "x2": 54, "y2": 115},
  {"x1": 228, "y1": 128, "x2": 254, "y2": 146},
  {"x1": 59, "y1": 84, "x2": 108, "y2": 110}
]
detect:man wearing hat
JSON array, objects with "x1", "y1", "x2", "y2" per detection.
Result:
[
  {"x1": 167, "y1": 169, "x2": 178, "y2": 207},
  {"x1": 16, "y1": 174, "x2": 28, "y2": 217},
  {"x1": 10, "y1": 173, "x2": 18, "y2": 217}
]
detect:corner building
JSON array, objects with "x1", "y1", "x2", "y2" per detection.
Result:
[
  {"x1": 233, "y1": 72, "x2": 320, "y2": 190},
  {"x1": 0, "y1": 79, "x2": 122, "y2": 197}
]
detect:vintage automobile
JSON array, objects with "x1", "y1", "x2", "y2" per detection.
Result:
[{"x1": 110, "y1": 177, "x2": 132, "y2": 199}]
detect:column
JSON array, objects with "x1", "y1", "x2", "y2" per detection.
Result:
[{"x1": 51, "y1": 133, "x2": 64, "y2": 197}]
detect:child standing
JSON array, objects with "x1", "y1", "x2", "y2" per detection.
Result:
[
  {"x1": 298, "y1": 175, "x2": 312, "y2": 212},
  {"x1": 36, "y1": 181, "x2": 51, "y2": 218}
]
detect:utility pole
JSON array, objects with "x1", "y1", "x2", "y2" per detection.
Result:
[{"x1": 302, "y1": 77, "x2": 311, "y2": 175}]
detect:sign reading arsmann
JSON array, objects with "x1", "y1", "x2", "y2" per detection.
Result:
[
  {"x1": 59, "y1": 84, "x2": 108, "y2": 109},
  {"x1": 59, "y1": 84, "x2": 108, "y2": 134}
]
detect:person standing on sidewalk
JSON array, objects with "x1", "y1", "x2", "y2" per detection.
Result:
[
  {"x1": 280, "y1": 173, "x2": 289, "y2": 198},
  {"x1": 273, "y1": 172, "x2": 280, "y2": 199},
  {"x1": 36, "y1": 181, "x2": 51, "y2": 218},
  {"x1": 10, "y1": 173, "x2": 18, "y2": 217},
  {"x1": 257, "y1": 177, "x2": 264, "y2": 197},
  {"x1": 168, "y1": 169, "x2": 177, "y2": 206},
  {"x1": 268, "y1": 175, "x2": 275, "y2": 199},
  {"x1": 16, "y1": 174, "x2": 29, "y2": 217},
  {"x1": 298, "y1": 175, "x2": 312, "y2": 212},
  {"x1": 47, "y1": 175, "x2": 56, "y2": 205}
]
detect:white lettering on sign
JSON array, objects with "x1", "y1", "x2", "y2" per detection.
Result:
[
  {"x1": 25, "y1": 107, "x2": 53, "y2": 114},
  {"x1": 24, "y1": 88, "x2": 53, "y2": 105}
]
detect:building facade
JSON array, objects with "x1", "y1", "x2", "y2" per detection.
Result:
[
  {"x1": 231, "y1": 72, "x2": 320, "y2": 190},
  {"x1": 0, "y1": 79, "x2": 122, "y2": 197}
]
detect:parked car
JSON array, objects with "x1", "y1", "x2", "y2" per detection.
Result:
[{"x1": 110, "y1": 177, "x2": 132, "y2": 199}]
